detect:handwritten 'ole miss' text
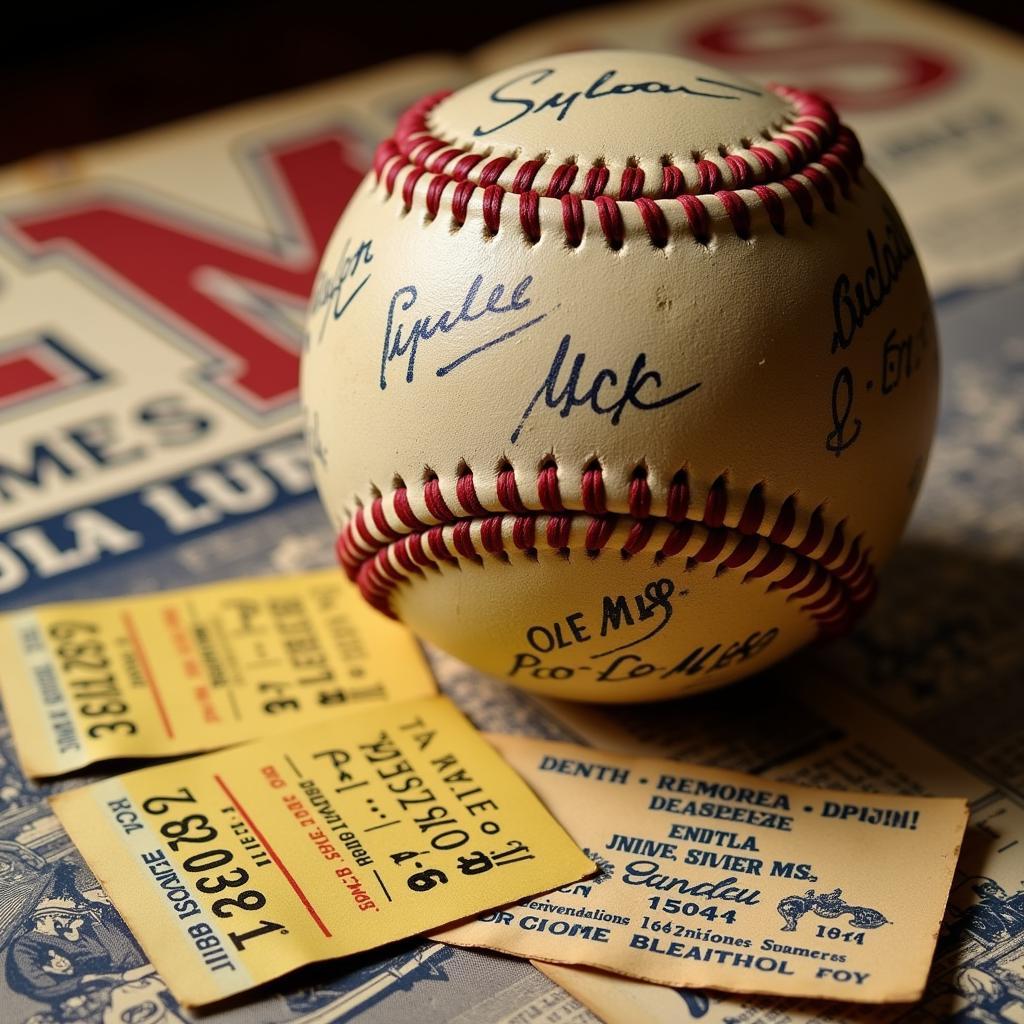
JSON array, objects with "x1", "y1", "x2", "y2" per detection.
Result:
[
  {"x1": 381, "y1": 273, "x2": 545, "y2": 389},
  {"x1": 512, "y1": 334, "x2": 702, "y2": 444},
  {"x1": 473, "y1": 67, "x2": 762, "y2": 138}
]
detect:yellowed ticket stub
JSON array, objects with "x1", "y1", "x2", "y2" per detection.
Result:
[
  {"x1": 50, "y1": 696, "x2": 593, "y2": 1006},
  {"x1": 0, "y1": 570, "x2": 436, "y2": 777},
  {"x1": 438, "y1": 735, "x2": 968, "y2": 1004}
]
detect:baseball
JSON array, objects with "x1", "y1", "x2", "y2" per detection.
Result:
[{"x1": 302, "y1": 50, "x2": 938, "y2": 703}]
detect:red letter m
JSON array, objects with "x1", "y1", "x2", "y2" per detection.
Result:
[{"x1": 9, "y1": 132, "x2": 365, "y2": 419}]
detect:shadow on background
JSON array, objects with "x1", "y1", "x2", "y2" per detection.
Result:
[
  {"x1": 838, "y1": 540, "x2": 1024, "y2": 796},
  {"x1": 1, "y1": 1, "x2": 1021, "y2": 167}
]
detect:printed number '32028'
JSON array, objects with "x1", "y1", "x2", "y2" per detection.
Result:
[{"x1": 142, "y1": 787, "x2": 287, "y2": 951}]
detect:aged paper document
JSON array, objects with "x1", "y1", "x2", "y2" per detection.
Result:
[
  {"x1": 440, "y1": 733, "x2": 967, "y2": 1003},
  {"x1": 50, "y1": 696, "x2": 594, "y2": 1006},
  {"x1": 0, "y1": 570, "x2": 437, "y2": 776}
]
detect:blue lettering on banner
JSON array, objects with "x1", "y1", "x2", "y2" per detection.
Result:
[
  {"x1": 0, "y1": 396, "x2": 214, "y2": 506},
  {"x1": 0, "y1": 434, "x2": 314, "y2": 608}
]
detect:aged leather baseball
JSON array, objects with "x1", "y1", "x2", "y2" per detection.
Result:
[{"x1": 302, "y1": 50, "x2": 938, "y2": 702}]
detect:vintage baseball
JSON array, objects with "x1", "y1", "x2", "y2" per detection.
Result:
[{"x1": 303, "y1": 50, "x2": 938, "y2": 703}]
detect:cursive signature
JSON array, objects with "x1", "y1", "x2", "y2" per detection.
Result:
[
  {"x1": 824, "y1": 206, "x2": 918, "y2": 456},
  {"x1": 511, "y1": 334, "x2": 702, "y2": 444},
  {"x1": 309, "y1": 237, "x2": 374, "y2": 345},
  {"x1": 829, "y1": 207, "x2": 915, "y2": 355},
  {"x1": 381, "y1": 273, "x2": 547, "y2": 388},
  {"x1": 473, "y1": 67, "x2": 762, "y2": 138}
]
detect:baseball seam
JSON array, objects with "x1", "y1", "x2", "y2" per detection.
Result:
[
  {"x1": 420, "y1": 85, "x2": 833, "y2": 197},
  {"x1": 336, "y1": 465, "x2": 877, "y2": 637},
  {"x1": 372, "y1": 87, "x2": 863, "y2": 248},
  {"x1": 340, "y1": 87, "x2": 877, "y2": 638}
]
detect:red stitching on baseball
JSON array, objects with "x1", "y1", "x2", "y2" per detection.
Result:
[
  {"x1": 370, "y1": 500, "x2": 400, "y2": 541},
  {"x1": 723, "y1": 534, "x2": 760, "y2": 570},
  {"x1": 795, "y1": 506, "x2": 825, "y2": 556},
  {"x1": 595, "y1": 196, "x2": 624, "y2": 249},
  {"x1": 586, "y1": 516, "x2": 615, "y2": 551},
  {"x1": 750, "y1": 145, "x2": 780, "y2": 176},
  {"x1": 666, "y1": 471, "x2": 690, "y2": 522},
  {"x1": 661, "y1": 522, "x2": 692, "y2": 557},
  {"x1": 538, "y1": 463, "x2": 564, "y2": 512},
  {"x1": 483, "y1": 184, "x2": 504, "y2": 234},
  {"x1": 583, "y1": 166, "x2": 610, "y2": 199},
  {"x1": 625, "y1": 519, "x2": 655, "y2": 555},
  {"x1": 562, "y1": 194, "x2": 585, "y2": 247},
  {"x1": 662, "y1": 164, "x2": 685, "y2": 198},
  {"x1": 737, "y1": 483, "x2": 766, "y2": 535},
  {"x1": 452, "y1": 180, "x2": 475, "y2": 225},
  {"x1": 619, "y1": 166, "x2": 645, "y2": 201},
  {"x1": 375, "y1": 86, "x2": 863, "y2": 248},
  {"x1": 427, "y1": 147, "x2": 462, "y2": 174},
  {"x1": 753, "y1": 185, "x2": 786, "y2": 235},
  {"x1": 520, "y1": 191, "x2": 541, "y2": 243},
  {"x1": 628, "y1": 469, "x2": 652, "y2": 519},
  {"x1": 693, "y1": 529, "x2": 727, "y2": 564},
  {"x1": 497, "y1": 466, "x2": 526, "y2": 513},
  {"x1": 770, "y1": 495, "x2": 797, "y2": 545},
  {"x1": 677, "y1": 195, "x2": 711, "y2": 244},
  {"x1": 636, "y1": 198, "x2": 669, "y2": 248},
  {"x1": 481, "y1": 515, "x2": 504, "y2": 553},
  {"x1": 423, "y1": 477, "x2": 453, "y2": 521},
  {"x1": 547, "y1": 163, "x2": 578, "y2": 198},
  {"x1": 724, "y1": 154, "x2": 751, "y2": 188},
  {"x1": 696, "y1": 160, "x2": 723, "y2": 193},
  {"x1": 512, "y1": 515, "x2": 535, "y2": 550},
  {"x1": 393, "y1": 487, "x2": 424, "y2": 529},
  {"x1": 805, "y1": 166, "x2": 836, "y2": 213},
  {"x1": 425, "y1": 175, "x2": 448, "y2": 219},
  {"x1": 453, "y1": 153, "x2": 484, "y2": 179},
  {"x1": 513, "y1": 160, "x2": 544, "y2": 193},
  {"x1": 716, "y1": 191, "x2": 751, "y2": 240},
  {"x1": 548, "y1": 514, "x2": 572, "y2": 550},
  {"x1": 347, "y1": 85, "x2": 878, "y2": 637},
  {"x1": 704, "y1": 476, "x2": 728, "y2": 528},
  {"x1": 337, "y1": 465, "x2": 877, "y2": 640},
  {"x1": 479, "y1": 156, "x2": 513, "y2": 186},
  {"x1": 582, "y1": 463, "x2": 607, "y2": 514}
]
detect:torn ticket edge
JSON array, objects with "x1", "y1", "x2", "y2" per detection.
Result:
[
  {"x1": 49, "y1": 696, "x2": 595, "y2": 1007},
  {"x1": 436, "y1": 734, "x2": 968, "y2": 1004},
  {"x1": 0, "y1": 569, "x2": 437, "y2": 777}
]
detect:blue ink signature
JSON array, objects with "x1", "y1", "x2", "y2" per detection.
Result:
[
  {"x1": 829, "y1": 206, "x2": 916, "y2": 355},
  {"x1": 474, "y1": 67, "x2": 762, "y2": 138},
  {"x1": 511, "y1": 334, "x2": 702, "y2": 444},
  {"x1": 309, "y1": 237, "x2": 374, "y2": 344},
  {"x1": 381, "y1": 273, "x2": 547, "y2": 389}
]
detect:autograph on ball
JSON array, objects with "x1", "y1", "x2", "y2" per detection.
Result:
[
  {"x1": 510, "y1": 335, "x2": 702, "y2": 444},
  {"x1": 381, "y1": 272, "x2": 701, "y2": 443},
  {"x1": 473, "y1": 66, "x2": 763, "y2": 137}
]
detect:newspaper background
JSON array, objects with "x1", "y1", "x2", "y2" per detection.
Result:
[{"x1": 0, "y1": 0, "x2": 1022, "y2": 1021}]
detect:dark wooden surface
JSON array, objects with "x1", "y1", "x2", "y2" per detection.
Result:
[{"x1": 2, "y1": 1, "x2": 1021, "y2": 167}]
